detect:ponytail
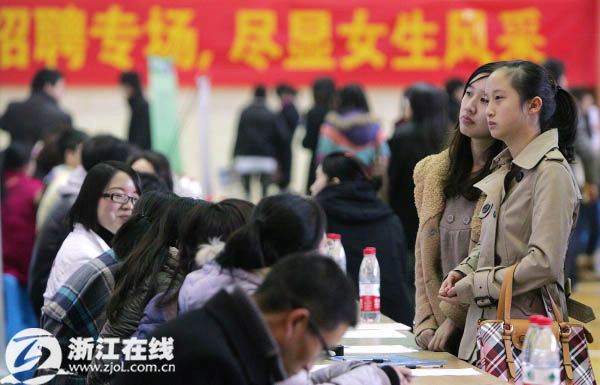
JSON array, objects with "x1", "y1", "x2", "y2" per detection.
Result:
[
  {"x1": 217, "y1": 223, "x2": 267, "y2": 270},
  {"x1": 550, "y1": 87, "x2": 578, "y2": 163},
  {"x1": 216, "y1": 193, "x2": 327, "y2": 271},
  {"x1": 321, "y1": 151, "x2": 382, "y2": 191}
]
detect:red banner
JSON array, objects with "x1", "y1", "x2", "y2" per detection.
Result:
[{"x1": 0, "y1": 0, "x2": 596, "y2": 86}]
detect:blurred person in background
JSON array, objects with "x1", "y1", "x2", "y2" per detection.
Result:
[
  {"x1": 311, "y1": 152, "x2": 414, "y2": 326},
  {"x1": 543, "y1": 59, "x2": 599, "y2": 286},
  {"x1": 33, "y1": 123, "x2": 73, "y2": 180},
  {"x1": 566, "y1": 88, "x2": 600, "y2": 286},
  {"x1": 445, "y1": 78, "x2": 464, "y2": 128},
  {"x1": 43, "y1": 161, "x2": 141, "y2": 301},
  {"x1": 542, "y1": 58, "x2": 568, "y2": 89},
  {"x1": 137, "y1": 172, "x2": 169, "y2": 193},
  {"x1": 303, "y1": 77, "x2": 336, "y2": 194},
  {"x1": 233, "y1": 85, "x2": 288, "y2": 199},
  {"x1": 1, "y1": 143, "x2": 44, "y2": 340},
  {"x1": 28, "y1": 135, "x2": 134, "y2": 318},
  {"x1": 315, "y1": 84, "x2": 390, "y2": 199},
  {"x1": 0, "y1": 68, "x2": 72, "y2": 150},
  {"x1": 127, "y1": 150, "x2": 174, "y2": 191},
  {"x1": 315, "y1": 83, "x2": 390, "y2": 179},
  {"x1": 36, "y1": 128, "x2": 89, "y2": 228},
  {"x1": 275, "y1": 84, "x2": 299, "y2": 191},
  {"x1": 388, "y1": 83, "x2": 448, "y2": 293},
  {"x1": 120, "y1": 71, "x2": 151, "y2": 150}
]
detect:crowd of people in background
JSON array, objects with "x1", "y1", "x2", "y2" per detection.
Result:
[{"x1": 0, "y1": 56, "x2": 597, "y2": 384}]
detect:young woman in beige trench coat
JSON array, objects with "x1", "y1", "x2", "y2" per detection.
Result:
[
  {"x1": 413, "y1": 62, "x2": 504, "y2": 354},
  {"x1": 439, "y1": 60, "x2": 581, "y2": 363}
]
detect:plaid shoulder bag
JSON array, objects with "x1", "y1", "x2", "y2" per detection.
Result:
[{"x1": 477, "y1": 264, "x2": 596, "y2": 385}]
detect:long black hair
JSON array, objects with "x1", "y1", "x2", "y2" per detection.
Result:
[
  {"x1": 106, "y1": 197, "x2": 199, "y2": 322},
  {"x1": 217, "y1": 193, "x2": 327, "y2": 271},
  {"x1": 320, "y1": 152, "x2": 382, "y2": 191},
  {"x1": 494, "y1": 60, "x2": 577, "y2": 162},
  {"x1": 111, "y1": 191, "x2": 176, "y2": 261},
  {"x1": 312, "y1": 77, "x2": 336, "y2": 108},
  {"x1": 336, "y1": 84, "x2": 369, "y2": 114},
  {"x1": 444, "y1": 62, "x2": 505, "y2": 200},
  {"x1": 159, "y1": 198, "x2": 256, "y2": 306},
  {"x1": 68, "y1": 161, "x2": 141, "y2": 243},
  {"x1": 404, "y1": 83, "x2": 448, "y2": 155}
]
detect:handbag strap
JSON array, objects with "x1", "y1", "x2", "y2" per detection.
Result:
[
  {"x1": 495, "y1": 265, "x2": 565, "y2": 324},
  {"x1": 544, "y1": 286, "x2": 574, "y2": 384},
  {"x1": 542, "y1": 285, "x2": 565, "y2": 323},
  {"x1": 494, "y1": 265, "x2": 575, "y2": 383},
  {"x1": 496, "y1": 264, "x2": 517, "y2": 323}
]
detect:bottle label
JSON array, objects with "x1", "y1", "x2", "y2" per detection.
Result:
[
  {"x1": 360, "y1": 295, "x2": 380, "y2": 312},
  {"x1": 360, "y1": 284, "x2": 380, "y2": 312},
  {"x1": 523, "y1": 367, "x2": 560, "y2": 385}
]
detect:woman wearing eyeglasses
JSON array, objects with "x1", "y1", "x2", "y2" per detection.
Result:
[{"x1": 43, "y1": 161, "x2": 141, "y2": 302}]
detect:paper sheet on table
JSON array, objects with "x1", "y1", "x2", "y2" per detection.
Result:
[
  {"x1": 310, "y1": 364, "x2": 332, "y2": 373},
  {"x1": 344, "y1": 345, "x2": 417, "y2": 354},
  {"x1": 343, "y1": 329, "x2": 406, "y2": 339},
  {"x1": 410, "y1": 368, "x2": 482, "y2": 376},
  {"x1": 355, "y1": 322, "x2": 411, "y2": 331}
]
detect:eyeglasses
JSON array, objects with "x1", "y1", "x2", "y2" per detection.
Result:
[
  {"x1": 307, "y1": 317, "x2": 335, "y2": 361},
  {"x1": 102, "y1": 193, "x2": 138, "y2": 205}
]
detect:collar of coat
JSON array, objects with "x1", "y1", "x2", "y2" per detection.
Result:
[
  {"x1": 414, "y1": 149, "x2": 485, "y2": 248},
  {"x1": 414, "y1": 150, "x2": 451, "y2": 224},
  {"x1": 324, "y1": 111, "x2": 380, "y2": 131},
  {"x1": 491, "y1": 128, "x2": 562, "y2": 170}
]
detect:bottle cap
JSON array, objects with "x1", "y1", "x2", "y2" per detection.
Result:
[
  {"x1": 537, "y1": 316, "x2": 553, "y2": 326},
  {"x1": 528, "y1": 315, "x2": 542, "y2": 325},
  {"x1": 363, "y1": 247, "x2": 376, "y2": 255},
  {"x1": 327, "y1": 233, "x2": 341, "y2": 240}
]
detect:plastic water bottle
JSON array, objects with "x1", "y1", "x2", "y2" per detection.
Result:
[
  {"x1": 522, "y1": 315, "x2": 542, "y2": 383},
  {"x1": 523, "y1": 315, "x2": 543, "y2": 361},
  {"x1": 359, "y1": 247, "x2": 381, "y2": 323},
  {"x1": 326, "y1": 233, "x2": 346, "y2": 273},
  {"x1": 523, "y1": 316, "x2": 561, "y2": 385}
]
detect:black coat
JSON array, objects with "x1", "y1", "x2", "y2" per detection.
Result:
[
  {"x1": 387, "y1": 122, "x2": 433, "y2": 251},
  {"x1": 112, "y1": 287, "x2": 287, "y2": 385},
  {"x1": 0, "y1": 92, "x2": 72, "y2": 147},
  {"x1": 276, "y1": 103, "x2": 299, "y2": 189},
  {"x1": 302, "y1": 105, "x2": 329, "y2": 193},
  {"x1": 233, "y1": 99, "x2": 288, "y2": 159},
  {"x1": 315, "y1": 181, "x2": 415, "y2": 327},
  {"x1": 127, "y1": 93, "x2": 151, "y2": 150},
  {"x1": 28, "y1": 194, "x2": 75, "y2": 319}
]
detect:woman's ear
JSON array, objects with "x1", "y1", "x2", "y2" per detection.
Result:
[
  {"x1": 330, "y1": 177, "x2": 341, "y2": 185},
  {"x1": 528, "y1": 96, "x2": 543, "y2": 115}
]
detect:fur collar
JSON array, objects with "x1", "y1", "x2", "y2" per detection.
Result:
[
  {"x1": 194, "y1": 238, "x2": 226, "y2": 266},
  {"x1": 324, "y1": 111, "x2": 380, "y2": 130},
  {"x1": 414, "y1": 150, "x2": 451, "y2": 226}
]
